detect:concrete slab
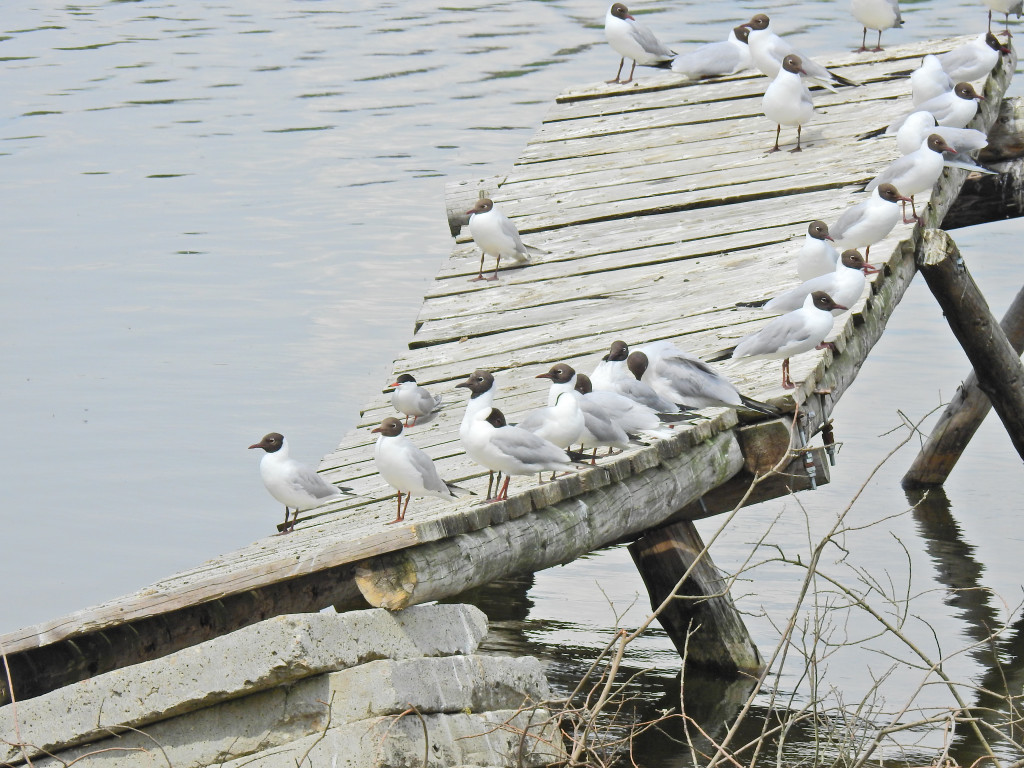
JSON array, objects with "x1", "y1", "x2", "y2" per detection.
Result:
[{"x1": 0, "y1": 604, "x2": 487, "y2": 764}]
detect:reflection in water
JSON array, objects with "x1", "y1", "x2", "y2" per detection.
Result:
[{"x1": 908, "y1": 487, "x2": 1024, "y2": 762}]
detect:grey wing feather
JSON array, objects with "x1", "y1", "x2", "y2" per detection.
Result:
[
  {"x1": 865, "y1": 153, "x2": 915, "y2": 190},
  {"x1": 632, "y1": 23, "x2": 675, "y2": 58},
  {"x1": 735, "y1": 315, "x2": 812, "y2": 358},
  {"x1": 407, "y1": 447, "x2": 451, "y2": 496},
  {"x1": 828, "y1": 202, "x2": 864, "y2": 240},
  {"x1": 491, "y1": 426, "x2": 567, "y2": 463},
  {"x1": 292, "y1": 466, "x2": 339, "y2": 500}
]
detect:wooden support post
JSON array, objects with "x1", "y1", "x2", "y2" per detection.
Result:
[
  {"x1": 628, "y1": 521, "x2": 762, "y2": 674},
  {"x1": 912, "y1": 229, "x2": 1024, "y2": 462},
  {"x1": 903, "y1": 285, "x2": 1024, "y2": 487}
]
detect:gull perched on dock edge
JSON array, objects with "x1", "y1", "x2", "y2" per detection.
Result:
[
  {"x1": 671, "y1": 25, "x2": 752, "y2": 80},
  {"x1": 590, "y1": 339, "x2": 681, "y2": 414},
  {"x1": 518, "y1": 363, "x2": 587, "y2": 452},
  {"x1": 937, "y1": 32, "x2": 1008, "y2": 82},
  {"x1": 887, "y1": 82, "x2": 984, "y2": 132},
  {"x1": 763, "y1": 250, "x2": 875, "y2": 314},
  {"x1": 762, "y1": 54, "x2": 815, "y2": 152},
  {"x1": 604, "y1": 2, "x2": 676, "y2": 84},
  {"x1": 466, "y1": 198, "x2": 546, "y2": 282},
  {"x1": 631, "y1": 340, "x2": 779, "y2": 415},
  {"x1": 249, "y1": 433, "x2": 354, "y2": 534},
  {"x1": 851, "y1": 0, "x2": 902, "y2": 52},
  {"x1": 372, "y1": 417, "x2": 471, "y2": 524},
  {"x1": 866, "y1": 133, "x2": 957, "y2": 223},
  {"x1": 829, "y1": 183, "x2": 911, "y2": 261},
  {"x1": 724, "y1": 291, "x2": 848, "y2": 390},
  {"x1": 390, "y1": 373, "x2": 442, "y2": 427}
]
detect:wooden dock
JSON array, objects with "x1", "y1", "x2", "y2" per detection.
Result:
[{"x1": 2, "y1": 35, "x2": 1015, "y2": 704}]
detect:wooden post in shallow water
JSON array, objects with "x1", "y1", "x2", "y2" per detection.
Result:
[
  {"x1": 903, "y1": 284, "x2": 1024, "y2": 487},
  {"x1": 911, "y1": 229, "x2": 1024, "y2": 462},
  {"x1": 628, "y1": 521, "x2": 762, "y2": 674}
]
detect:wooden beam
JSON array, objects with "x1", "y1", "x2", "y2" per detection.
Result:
[
  {"x1": 354, "y1": 432, "x2": 744, "y2": 611},
  {"x1": 628, "y1": 521, "x2": 763, "y2": 674},
  {"x1": 903, "y1": 284, "x2": 1024, "y2": 488},
  {"x1": 913, "y1": 229, "x2": 1024, "y2": 461}
]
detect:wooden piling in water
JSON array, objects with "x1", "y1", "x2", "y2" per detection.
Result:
[
  {"x1": 903, "y1": 284, "x2": 1024, "y2": 487},
  {"x1": 911, "y1": 229, "x2": 1024, "y2": 463},
  {"x1": 628, "y1": 521, "x2": 762, "y2": 674}
]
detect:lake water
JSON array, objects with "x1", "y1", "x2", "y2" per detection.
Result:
[{"x1": 3, "y1": 1, "x2": 1023, "y2": 764}]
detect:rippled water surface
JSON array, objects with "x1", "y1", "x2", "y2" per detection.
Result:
[{"x1": 3, "y1": 1, "x2": 1024, "y2": 764}]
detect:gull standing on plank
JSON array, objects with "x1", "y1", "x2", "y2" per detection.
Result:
[
  {"x1": 571, "y1": 376, "x2": 648, "y2": 462},
  {"x1": 372, "y1": 417, "x2": 471, "y2": 524},
  {"x1": 729, "y1": 292, "x2": 848, "y2": 390},
  {"x1": 762, "y1": 54, "x2": 815, "y2": 153},
  {"x1": 518, "y1": 363, "x2": 586, "y2": 452},
  {"x1": 938, "y1": 32, "x2": 1008, "y2": 82},
  {"x1": 895, "y1": 111, "x2": 988, "y2": 155},
  {"x1": 743, "y1": 13, "x2": 860, "y2": 91},
  {"x1": 764, "y1": 250, "x2": 875, "y2": 314},
  {"x1": 590, "y1": 340, "x2": 682, "y2": 414},
  {"x1": 911, "y1": 55, "x2": 953, "y2": 106},
  {"x1": 390, "y1": 373, "x2": 442, "y2": 427},
  {"x1": 671, "y1": 25, "x2": 752, "y2": 80},
  {"x1": 888, "y1": 82, "x2": 985, "y2": 133},
  {"x1": 851, "y1": 0, "x2": 902, "y2": 52},
  {"x1": 984, "y1": 0, "x2": 1022, "y2": 37},
  {"x1": 797, "y1": 220, "x2": 841, "y2": 281},
  {"x1": 604, "y1": 2, "x2": 676, "y2": 84},
  {"x1": 829, "y1": 183, "x2": 911, "y2": 261},
  {"x1": 867, "y1": 134, "x2": 957, "y2": 222},
  {"x1": 249, "y1": 432, "x2": 355, "y2": 534},
  {"x1": 465, "y1": 198, "x2": 545, "y2": 282},
  {"x1": 457, "y1": 369, "x2": 501, "y2": 498},
  {"x1": 460, "y1": 404, "x2": 581, "y2": 502},
  {"x1": 632, "y1": 340, "x2": 779, "y2": 414}
]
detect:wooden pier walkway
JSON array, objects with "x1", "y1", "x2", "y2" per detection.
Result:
[{"x1": 2, "y1": 34, "x2": 1015, "y2": 704}]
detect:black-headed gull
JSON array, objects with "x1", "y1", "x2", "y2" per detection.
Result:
[
  {"x1": 764, "y1": 250, "x2": 874, "y2": 315},
  {"x1": 984, "y1": 0, "x2": 1022, "y2": 36},
  {"x1": 456, "y1": 369, "x2": 502, "y2": 497},
  {"x1": 797, "y1": 220, "x2": 840, "y2": 281},
  {"x1": 911, "y1": 55, "x2": 953, "y2": 106},
  {"x1": 829, "y1": 183, "x2": 911, "y2": 261},
  {"x1": 895, "y1": 111, "x2": 988, "y2": 155},
  {"x1": 460, "y1": 404, "x2": 580, "y2": 502},
  {"x1": 604, "y1": 2, "x2": 675, "y2": 84},
  {"x1": 518, "y1": 363, "x2": 586, "y2": 451},
  {"x1": 590, "y1": 340, "x2": 681, "y2": 414},
  {"x1": 390, "y1": 373, "x2": 442, "y2": 427},
  {"x1": 249, "y1": 433, "x2": 354, "y2": 534},
  {"x1": 851, "y1": 0, "x2": 902, "y2": 52},
  {"x1": 632, "y1": 340, "x2": 779, "y2": 414},
  {"x1": 743, "y1": 13, "x2": 859, "y2": 91},
  {"x1": 762, "y1": 54, "x2": 815, "y2": 153},
  {"x1": 671, "y1": 25, "x2": 752, "y2": 80},
  {"x1": 465, "y1": 198, "x2": 544, "y2": 282},
  {"x1": 372, "y1": 417, "x2": 470, "y2": 524},
  {"x1": 867, "y1": 133, "x2": 956, "y2": 222},
  {"x1": 938, "y1": 32, "x2": 1008, "y2": 82},
  {"x1": 571, "y1": 375, "x2": 647, "y2": 462},
  {"x1": 729, "y1": 291, "x2": 847, "y2": 390},
  {"x1": 888, "y1": 82, "x2": 984, "y2": 133}
]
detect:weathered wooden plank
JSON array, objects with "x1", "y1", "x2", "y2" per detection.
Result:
[{"x1": 354, "y1": 430, "x2": 744, "y2": 611}]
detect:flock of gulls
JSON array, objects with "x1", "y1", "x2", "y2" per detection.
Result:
[{"x1": 250, "y1": 0, "x2": 1015, "y2": 533}]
